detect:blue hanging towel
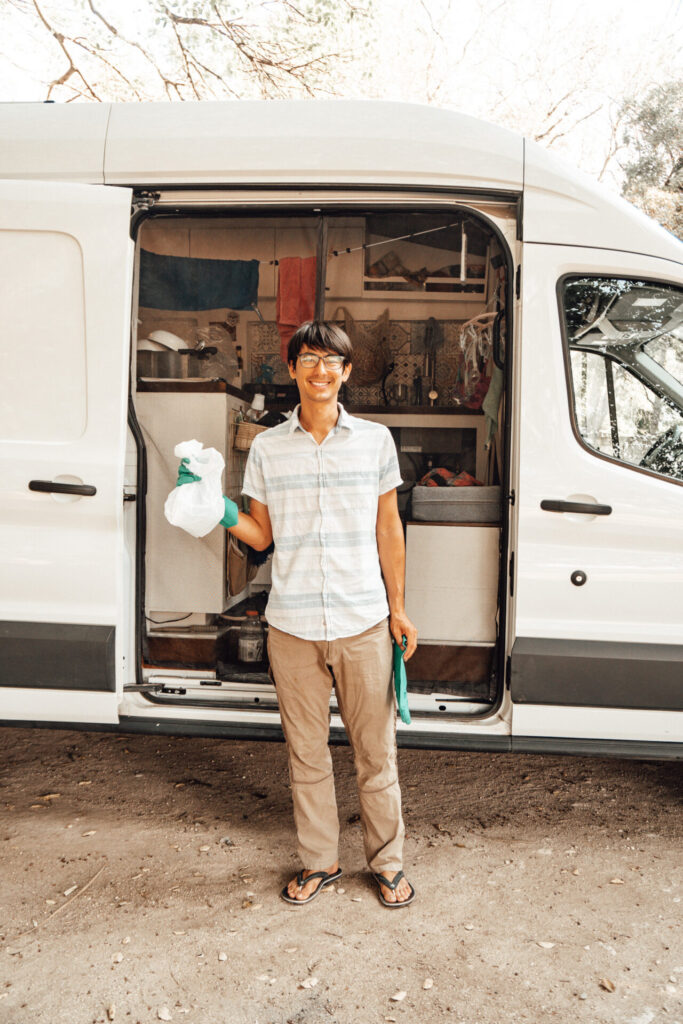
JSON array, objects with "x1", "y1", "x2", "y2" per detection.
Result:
[{"x1": 139, "y1": 249, "x2": 259, "y2": 311}]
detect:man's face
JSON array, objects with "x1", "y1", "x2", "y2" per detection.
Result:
[{"x1": 288, "y1": 344, "x2": 352, "y2": 404}]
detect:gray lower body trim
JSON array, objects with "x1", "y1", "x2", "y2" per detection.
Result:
[
  {"x1": 396, "y1": 731, "x2": 510, "y2": 752},
  {"x1": 0, "y1": 715, "x2": 511, "y2": 751},
  {"x1": 1, "y1": 719, "x2": 681, "y2": 760},
  {"x1": 0, "y1": 621, "x2": 116, "y2": 692},
  {"x1": 118, "y1": 720, "x2": 513, "y2": 752},
  {"x1": 513, "y1": 736, "x2": 683, "y2": 761},
  {"x1": 117, "y1": 719, "x2": 512, "y2": 751},
  {"x1": 510, "y1": 636, "x2": 683, "y2": 711}
]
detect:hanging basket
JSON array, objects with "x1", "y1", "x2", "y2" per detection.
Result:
[{"x1": 233, "y1": 421, "x2": 268, "y2": 451}]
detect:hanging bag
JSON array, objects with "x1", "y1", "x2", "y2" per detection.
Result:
[
  {"x1": 332, "y1": 305, "x2": 392, "y2": 385},
  {"x1": 164, "y1": 439, "x2": 225, "y2": 538}
]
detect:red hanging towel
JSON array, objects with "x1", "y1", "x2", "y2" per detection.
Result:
[{"x1": 277, "y1": 256, "x2": 317, "y2": 363}]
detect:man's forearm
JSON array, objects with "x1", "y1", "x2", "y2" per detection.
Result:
[
  {"x1": 227, "y1": 510, "x2": 272, "y2": 550},
  {"x1": 377, "y1": 518, "x2": 418, "y2": 660},
  {"x1": 377, "y1": 520, "x2": 407, "y2": 613}
]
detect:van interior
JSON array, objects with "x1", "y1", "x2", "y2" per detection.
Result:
[{"x1": 132, "y1": 205, "x2": 510, "y2": 718}]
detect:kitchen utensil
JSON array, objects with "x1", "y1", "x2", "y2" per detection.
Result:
[
  {"x1": 138, "y1": 338, "x2": 168, "y2": 351},
  {"x1": 147, "y1": 329, "x2": 187, "y2": 351},
  {"x1": 137, "y1": 329, "x2": 193, "y2": 378},
  {"x1": 387, "y1": 382, "x2": 410, "y2": 405},
  {"x1": 137, "y1": 348, "x2": 188, "y2": 379}
]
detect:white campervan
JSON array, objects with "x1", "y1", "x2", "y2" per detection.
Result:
[{"x1": 1, "y1": 101, "x2": 681, "y2": 759}]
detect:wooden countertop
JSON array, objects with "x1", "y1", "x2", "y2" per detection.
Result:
[
  {"x1": 348, "y1": 405, "x2": 484, "y2": 415},
  {"x1": 136, "y1": 378, "x2": 245, "y2": 398}
]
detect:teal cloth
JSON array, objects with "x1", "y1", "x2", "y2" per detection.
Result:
[
  {"x1": 392, "y1": 635, "x2": 411, "y2": 725},
  {"x1": 482, "y1": 364, "x2": 504, "y2": 441},
  {"x1": 140, "y1": 249, "x2": 259, "y2": 311}
]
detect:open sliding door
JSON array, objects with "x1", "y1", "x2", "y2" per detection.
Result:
[{"x1": 0, "y1": 180, "x2": 134, "y2": 725}]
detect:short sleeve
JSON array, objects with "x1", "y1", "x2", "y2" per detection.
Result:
[
  {"x1": 378, "y1": 427, "x2": 403, "y2": 495},
  {"x1": 241, "y1": 436, "x2": 267, "y2": 504}
]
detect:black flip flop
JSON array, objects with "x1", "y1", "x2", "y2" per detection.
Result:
[
  {"x1": 280, "y1": 867, "x2": 342, "y2": 905},
  {"x1": 373, "y1": 870, "x2": 416, "y2": 908}
]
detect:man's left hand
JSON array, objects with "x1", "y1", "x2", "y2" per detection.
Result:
[{"x1": 389, "y1": 610, "x2": 418, "y2": 661}]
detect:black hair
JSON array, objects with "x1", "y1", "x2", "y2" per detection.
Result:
[{"x1": 287, "y1": 321, "x2": 353, "y2": 367}]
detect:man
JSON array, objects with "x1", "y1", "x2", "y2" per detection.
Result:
[{"x1": 180, "y1": 321, "x2": 417, "y2": 906}]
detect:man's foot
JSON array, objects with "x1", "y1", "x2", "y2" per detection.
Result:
[
  {"x1": 373, "y1": 870, "x2": 416, "y2": 907},
  {"x1": 285, "y1": 862, "x2": 340, "y2": 902}
]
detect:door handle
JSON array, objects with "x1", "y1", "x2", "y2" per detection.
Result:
[
  {"x1": 29, "y1": 480, "x2": 97, "y2": 497},
  {"x1": 540, "y1": 499, "x2": 612, "y2": 515}
]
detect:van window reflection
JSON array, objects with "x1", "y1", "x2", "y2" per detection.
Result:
[
  {"x1": 563, "y1": 276, "x2": 683, "y2": 483},
  {"x1": 644, "y1": 333, "x2": 683, "y2": 388}
]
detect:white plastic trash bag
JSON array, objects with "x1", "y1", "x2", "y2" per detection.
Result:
[{"x1": 164, "y1": 439, "x2": 225, "y2": 538}]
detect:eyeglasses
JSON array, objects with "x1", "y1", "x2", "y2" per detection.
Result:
[{"x1": 297, "y1": 353, "x2": 346, "y2": 370}]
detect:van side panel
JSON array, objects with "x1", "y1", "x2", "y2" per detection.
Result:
[
  {"x1": 513, "y1": 243, "x2": 683, "y2": 733},
  {"x1": 523, "y1": 139, "x2": 683, "y2": 265},
  {"x1": 0, "y1": 103, "x2": 109, "y2": 184}
]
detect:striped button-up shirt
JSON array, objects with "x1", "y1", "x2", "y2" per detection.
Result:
[{"x1": 241, "y1": 404, "x2": 402, "y2": 641}]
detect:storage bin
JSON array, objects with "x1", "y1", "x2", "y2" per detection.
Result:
[{"x1": 411, "y1": 484, "x2": 501, "y2": 523}]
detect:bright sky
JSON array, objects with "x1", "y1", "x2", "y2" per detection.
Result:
[
  {"x1": 2, "y1": 0, "x2": 679, "y2": 99},
  {"x1": 0, "y1": 0, "x2": 680, "y2": 187}
]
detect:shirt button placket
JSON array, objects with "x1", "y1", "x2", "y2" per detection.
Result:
[{"x1": 318, "y1": 445, "x2": 329, "y2": 639}]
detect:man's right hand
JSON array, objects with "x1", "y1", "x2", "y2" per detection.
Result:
[{"x1": 176, "y1": 458, "x2": 239, "y2": 530}]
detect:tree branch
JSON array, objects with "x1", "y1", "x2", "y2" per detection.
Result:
[
  {"x1": 31, "y1": 0, "x2": 100, "y2": 100},
  {"x1": 71, "y1": 32, "x2": 145, "y2": 100},
  {"x1": 84, "y1": 0, "x2": 184, "y2": 99},
  {"x1": 545, "y1": 89, "x2": 573, "y2": 122},
  {"x1": 597, "y1": 107, "x2": 625, "y2": 182},
  {"x1": 546, "y1": 104, "x2": 603, "y2": 147},
  {"x1": 165, "y1": 10, "x2": 203, "y2": 99},
  {"x1": 4, "y1": 0, "x2": 362, "y2": 102}
]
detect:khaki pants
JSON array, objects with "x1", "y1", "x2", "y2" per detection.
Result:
[{"x1": 267, "y1": 619, "x2": 404, "y2": 874}]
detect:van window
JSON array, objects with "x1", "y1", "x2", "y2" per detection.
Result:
[
  {"x1": 644, "y1": 333, "x2": 683, "y2": 387},
  {"x1": 0, "y1": 231, "x2": 87, "y2": 443},
  {"x1": 562, "y1": 277, "x2": 683, "y2": 482}
]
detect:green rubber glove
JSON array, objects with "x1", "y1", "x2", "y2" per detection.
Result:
[
  {"x1": 220, "y1": 495, "x2": 239, "y2": 529},
  {"x1": 176, "y1": 459, "x2": 239, "y2": 530},
  {"x1": 176, "y1": 457, "x2": 201, "y2": 486}
]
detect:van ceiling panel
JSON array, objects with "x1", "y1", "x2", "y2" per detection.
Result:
[
  {"x1": 105, "y1": 101, "x2": 524, "y2": 192},
  {"x1": 0, "y1": 103, "x2": 109, "y2": 184}
]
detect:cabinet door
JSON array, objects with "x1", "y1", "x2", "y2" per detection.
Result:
[
  {"x1": 512, "y1": 244, "x2": 683, "y2": 742},
  {"x1": 406, "y1": 523, "x2": 499, "y2": 643},
  {"x1": 325, "y1": 227, "x2": 364, "y2": 298},
  {"x1": 136, "y1": 393, "x2": 228, "y2": 615},
  {"x1": 0, "y1": 180, "x2": 133, "y2": 725}
]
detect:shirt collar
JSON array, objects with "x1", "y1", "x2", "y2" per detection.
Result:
[{"x1": 289, "y1": 403, "x2": 355, "y2": 435}]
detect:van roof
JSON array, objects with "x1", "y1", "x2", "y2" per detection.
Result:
[{"x1": 1, "y1": 100, "x2": 681, "y2": 265}]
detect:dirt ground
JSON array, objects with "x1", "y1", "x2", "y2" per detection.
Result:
[{"x1": 0, "y1": 727, "x2": 681, "y2": 1024}]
